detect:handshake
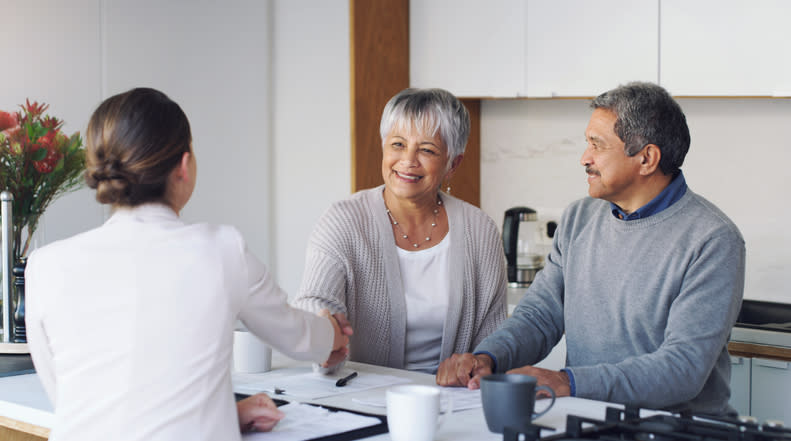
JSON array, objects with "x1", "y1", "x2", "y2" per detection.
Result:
[{"x1": 319, "y1": 309, "x2": 353, "y2": 368}]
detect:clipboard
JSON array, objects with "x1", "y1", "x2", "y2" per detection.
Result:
[{"x1": 235, "y1": 393, "x2": 388, "y2": 441}]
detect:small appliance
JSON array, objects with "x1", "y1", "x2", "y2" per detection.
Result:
[{"x1": 503, "y1": 206, "x2": 554, "y2": 287}]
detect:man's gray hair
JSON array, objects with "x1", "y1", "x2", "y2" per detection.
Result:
[
  {"x1": 380, "y1": 88, "x2": 470, "y2": 170},
  {"x1": 591, "y1": 82, "x2": 690, "y2": 176}
]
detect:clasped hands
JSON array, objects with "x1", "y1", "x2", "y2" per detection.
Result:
[
  {"x1": 319, "y1": 309, "x2": 354, "y2": 368},
  {"x1": 435, "y1": 352, "x2": 571, "y2": 398}
]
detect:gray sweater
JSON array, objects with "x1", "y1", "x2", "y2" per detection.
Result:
[
  {"x1": 476, "y1": 190, "x2": 745, "y2": 415},
  {"x1": 293, "y1": 186, "x2": 507, "y2": 370}
]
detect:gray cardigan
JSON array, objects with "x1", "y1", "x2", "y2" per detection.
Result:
[
  {"x1": 476, "y1": 190, "x2": 745, "y2": 415},
  {"x1": 293, "y1": 186, "x2": 507, "y2": 370}
]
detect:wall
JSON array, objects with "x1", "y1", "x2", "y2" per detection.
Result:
[
  {"x1": 0, "y1": 0, "x2": 105, "y2": 248},
  {"x1": 480, "y1": 98, "x2": 791, "y2": 303},
  {"x1": 271, "y1": 0, "x2": 351, "y2": 296},
  {"x1": 0, "y1": 0, "x2": 351, "y2": 294}
]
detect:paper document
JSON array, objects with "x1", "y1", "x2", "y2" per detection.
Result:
[
  {"x1": 352, "y1": 386, "x2": 482, "y2": 412},
  {"x1": 235, "y1": 370, "x2": 411, "y2": 400},
  {"x1": 242, "y1": 402, "x2": 381, "y2": 441}
]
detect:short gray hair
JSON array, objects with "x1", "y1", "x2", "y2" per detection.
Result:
[
  {"x1": 379, "y1": 88, "x2": 470, "y2": 169},
  {"x1": 591, "y1": 82, "x2": 690, "y2": 176}
]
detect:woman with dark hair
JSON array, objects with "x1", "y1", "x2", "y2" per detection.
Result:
[{"x1": 25, "y1": 88, "x2": 350, "y2": 440}]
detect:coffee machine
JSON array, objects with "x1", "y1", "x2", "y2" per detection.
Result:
[{"x1": 503, "y1": 206, "x2": 554, "y2": 287}]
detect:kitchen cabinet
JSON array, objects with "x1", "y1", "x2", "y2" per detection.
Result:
[
  {"x1": 410, "y1": 0, "x2": 525, "y2": 97},
  {"x1": 729, "y1": 356, "x2": 751, "y2": 416},
  {"x1": 412, "y1": 0, "x2": 791, "y2": 98},
  {"x1": 660, "y1": 0, "x2": 791, "y2": 96},
  {"x1": 524, "y1": 0, "x2": 657, "y2": 97},
  {"x1": 410, "y1": 0, "x2": 657, "y2": 97},
  {"x1": 750, "y1": 357, "x2": 791, "y2": 423}
]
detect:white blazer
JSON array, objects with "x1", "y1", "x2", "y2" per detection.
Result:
[{"x1": 25, "y1": 203, "x2": 333, "y2": 441}]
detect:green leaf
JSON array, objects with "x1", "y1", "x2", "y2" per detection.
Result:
[
  {"x1": 54, "y1": 157, "x2": 65, "y2": 172},
  {"x1": 32, "y1": 148, "x2": 48, "y2": 161}
]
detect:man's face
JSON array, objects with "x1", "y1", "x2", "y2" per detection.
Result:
[{"x1": 581, "y1": 109, "x2": 643, "y2": 209}]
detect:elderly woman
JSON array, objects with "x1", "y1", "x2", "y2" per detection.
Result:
[
  {"x1": 25, "y1": 88, "x2": 349, "y2": 440},
  {"x1": 293, "y1": 88, "x2": 507, "y2": 373}
]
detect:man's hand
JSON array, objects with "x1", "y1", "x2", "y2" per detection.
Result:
[
  {"x1": 436, "y1": 353, "x2": 494, "y2": 389},
  {"x1": 319, "y1": 309, "x2": 353, "y2": 368},
  {"x1": 237, "y1": 393, "x2": 284, "y2": 433},
  {"x1": 506, "y1": 365, "x2": 571, "y2": 397}
]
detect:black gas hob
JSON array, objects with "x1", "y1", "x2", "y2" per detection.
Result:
[{"x1": 504, "y1": 406, "x2": 791, "y2": 441}]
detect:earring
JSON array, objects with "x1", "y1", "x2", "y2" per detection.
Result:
[{"x1": 444, "y1": 182, "x2": 451, "y2": 194}]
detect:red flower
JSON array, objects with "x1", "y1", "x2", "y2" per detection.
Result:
[
  {"x1": 24, "y1": 99, "x2": 49, "y2": 119},
  {"x1": 41, "y1": 115, "x2": 62, "y2": 130},
  {"x1": 33, "y1": 147, "x2": 62, "y2": 173},
  {"x1": 0, "y1": 110, "x2": 18, "y2": 132},
  {"x1": 37, "y1": 130, "x2": 58, "y2": 149}
]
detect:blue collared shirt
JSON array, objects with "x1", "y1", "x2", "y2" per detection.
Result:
[{"x1": 610, "y1": 171, "x2": 688, "y2": 220}]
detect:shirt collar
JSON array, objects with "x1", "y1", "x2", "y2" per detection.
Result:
[
  {"x1": 106, "y1": 202, "x2": 180, "y2": 224},
  {"x1": 610, "y1": 171, "x2": 688, "y2": 220}
]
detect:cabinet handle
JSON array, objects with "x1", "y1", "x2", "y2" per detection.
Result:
[
  {"x1": 730, "y1": 356, "x2": 744, "y2": 365},
  {"x1": 754, "y1": 358, "x2": 789, "y2": 370}
]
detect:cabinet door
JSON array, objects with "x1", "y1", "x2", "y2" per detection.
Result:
[
  {"x1": 410, "y1": 0, "x2": 525, "y2": 97},
  {"x1": 525, "y1": 0, "x2": 658, "y2": 97},
  {"x1": 750, "y1": 357, "x2": 791, "y2": 422},
  {"x1": 661, "y1": 0, "x2": 791, "y2": 96},
  {"x1": 729, "y1": 356, "x2": 751, "y2": 416}
]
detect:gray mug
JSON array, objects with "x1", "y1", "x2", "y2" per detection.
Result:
[{"x1": 480, "y1": 374, "x2": 556, "y2": 434}]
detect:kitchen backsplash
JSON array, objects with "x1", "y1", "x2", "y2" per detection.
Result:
[{"x1": 479, "y1": 98, "x2": 791, "y2": 304}]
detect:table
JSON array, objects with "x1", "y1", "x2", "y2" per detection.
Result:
[
  {"x1": 0, "y1": 352, "x2": 626, "y2": 440},
  {"x1": 233, "y1": 352, "x2": 624, "y2": 440}
]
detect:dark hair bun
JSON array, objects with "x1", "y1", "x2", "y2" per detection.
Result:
[{"x1": 85, "y1": 88, "x2": 191, "y2": 207}]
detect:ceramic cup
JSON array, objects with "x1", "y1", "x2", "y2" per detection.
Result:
[
  {"x1": 386, "y1": 384, "x2": 451, "y2": 441},
  {"x1": 480, "y1": 374, "x2": 556, "y2": 434},
  {"x1": 233, "y1": 330, "x2": 272, "y2": 373}
]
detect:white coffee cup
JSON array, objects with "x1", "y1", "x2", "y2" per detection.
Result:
[
  {"x1": 233, "y1": 330, "x2": 272, "y2": 373},
  {"x1": 386, "y1": 384, "x2": 451, "y2": 441}
]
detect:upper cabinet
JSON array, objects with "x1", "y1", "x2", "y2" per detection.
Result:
[
  {"x1": 411, "y1": 0, "x2": 791, "y2": 97},
  {"x1": 660, "y1": 0, "x2": 791, "y2": 96},
  {"x1": 411, "y1": 0, "x2": 657, "y2": 98},
  {"x1": 410, "y1": 0, "x2": 526, "y2": 97},
  {"x1": 525, "y1": 0, "x2": 657, "y2": 97}
]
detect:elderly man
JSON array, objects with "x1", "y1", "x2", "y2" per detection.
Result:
[{"x1": 436, "y1": 82, "x2": 745, "y2": 416}]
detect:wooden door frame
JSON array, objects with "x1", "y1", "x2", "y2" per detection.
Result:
[{"x1": 349, "y1": 0, "x2": 480, "y2": 206}]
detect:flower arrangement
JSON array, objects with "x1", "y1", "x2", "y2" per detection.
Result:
[{"x1": 0, "y1": 100, "x2": 86, "y2": 262}]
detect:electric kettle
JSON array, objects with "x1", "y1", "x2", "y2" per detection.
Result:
[{"x1": 503, "y1": 206, "x2": 550, "y2": 287}]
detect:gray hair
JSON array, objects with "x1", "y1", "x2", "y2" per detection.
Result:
[
  {"x1": 591, "y1": 82, "x2": 690, "y2": 176},
  {"x1": 379, "y1": 88, "x2": 470, "y2": 169}
]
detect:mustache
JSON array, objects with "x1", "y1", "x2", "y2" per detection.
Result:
[{"x1": 585, "y1": 166, "x2": 600, "y2": 176}]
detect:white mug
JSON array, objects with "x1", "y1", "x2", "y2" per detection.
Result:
[
  {"x1": 233, "y1": 330, "x2": 272, "y2": 373},
  {"x1": 386, "y1": 385, "x2": 451, "y2": 441}
]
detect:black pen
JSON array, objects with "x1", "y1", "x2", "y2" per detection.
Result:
[{"x1": 335, "y1": 371, "x2": 358, "y2": 387}]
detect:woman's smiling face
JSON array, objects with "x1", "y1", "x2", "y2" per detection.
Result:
[{"x1": 381, "y1": 121, "x2": 449, "y2": 204}]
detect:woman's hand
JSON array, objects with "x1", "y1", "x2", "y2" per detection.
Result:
[
  {"x1": 237, "y1": 393, "x2": 285, "y2": 432},
  {"x1": 319, "y1": 309, "x2": 353, "y2": 367}
]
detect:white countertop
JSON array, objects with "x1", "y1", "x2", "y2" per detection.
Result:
[{"x1": 0, "y1": 353, "x2": 631, "y2": 440}]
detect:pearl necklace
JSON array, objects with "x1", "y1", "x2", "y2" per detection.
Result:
[{"x1": 385, "y1": 198, "x2": 443, "y2": 248}]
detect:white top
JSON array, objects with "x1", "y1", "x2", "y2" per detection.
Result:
[
  {"x1": 25, "y1": 203, "x2": 334, "y2": 441},
  {"x1": 398, "y1": 233, "x2": 451, "y2": 373}
]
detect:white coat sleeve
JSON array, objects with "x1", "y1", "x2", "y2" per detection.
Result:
[{"x1": 237, "y1": 247, "x2": 335, "y2": 364}]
